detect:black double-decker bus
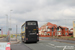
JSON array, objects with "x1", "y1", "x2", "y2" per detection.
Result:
[{"x1": 21, "y1": 20, "x2": 39, "y2": 43}]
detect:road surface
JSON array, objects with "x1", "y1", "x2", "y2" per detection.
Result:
[
  {"x1": 11, "y1": 37, "x2": 75, "y2": 50},
  {"x1": 40, "y1": 37, "x2": 75, "y2": 44}
]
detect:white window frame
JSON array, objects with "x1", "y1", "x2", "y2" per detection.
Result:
[
  {"x1": 59, "y1": 28, "x2": 61, "y2": 31},
  {"x1": 65, "y1": 33, "x2": 68, "y2": 35},
  {"x1": 58, "y1": 32, "x2": 61, "y2": 35},
  {"x1": 47, "y1": 29, "x2": 50, "y2": 31}
]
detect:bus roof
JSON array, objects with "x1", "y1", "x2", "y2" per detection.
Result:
[
  {"x1": 26, "y1": 20, "x2": 37, "y2": 22},
  {"x1": 21, "y1": 20, "x2": 37, "y2": 27},
  {"x1": 21, "y1": 23, "x2": 25, "y2": 27}
]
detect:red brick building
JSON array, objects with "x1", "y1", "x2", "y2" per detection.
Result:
[
  {"x1": 39, "y1": 22, "x2": 69, "y2": 37},
  {"x1": 39, "y1": 22, "x2": 57, "y2": 37},
  {"x1": 57, "y1": 26, "x2": 69, "y2": 36},
  {"x1": 69, "y1": 28, "x2": 73, "y2": 36}
]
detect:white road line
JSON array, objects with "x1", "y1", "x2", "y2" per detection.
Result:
[
  {"x1": 63, "y1": 46, "x2": 66, "y2": 50},
  {"x1": 46, "y1": 45, "x2": 56, "y2": 48},
  {"x1": 48, "y1": 43, "x2": 55, "y2": 46}
]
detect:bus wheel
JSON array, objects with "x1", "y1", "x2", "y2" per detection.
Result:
[
  {"x1": 24, "y1": 40, "x2": 27, "y2": 43},
  {"x1": 22, "y1": 41, "x2": 25, "y2": 43},
  {"x1": 34, "y1": 41, "x2": 37, "y2": 43},
  {"x1": 21, "y1": 39, "x2": 24, "y2": 43}
]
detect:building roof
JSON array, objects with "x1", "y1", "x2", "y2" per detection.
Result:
[
  {"x1": 41, "y1": 22, "x2": 57, "y2": 29},
  {"x1": 48, "y1": 25, "x2": 57, "y2": 28},
  {"x1": 47, "y1": 22, "x2": 53, "y2": 26},
  {"x1": 69, "y1": 32, "x2": 73, "y2": 34},
  {"x1": 61, "y1": 27, "x2": 68, "y2": 28},
  {"x1": 57, "y1": 26, "x2": 68, "y2": 29},
  {"x1": 41, "y1": 22, "x2": 69, "y2": 29}
]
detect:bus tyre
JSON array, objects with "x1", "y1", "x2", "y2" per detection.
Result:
[
  {"x1": 24, "y1": 40, "x2": 27, "y2": 43},
  {"x1": 35, "y1": 41, "x2": 37, "y2": 43},
  {"x1": 24, "y1": 38, "x2": 27, "y2": 43},
  {"x1": 22, "y1": 41, "x2": 25, "y2": 43},
  {"x1": 21, "y1": 38, "x2": 24, "y2": 43}
]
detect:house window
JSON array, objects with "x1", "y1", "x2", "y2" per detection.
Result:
[
  {"x1": 42, "y1": 33, "x2": 44, "y2": 35},
  {"x1": 65, "y1": 33, "x2": 68, "y2": 35},
  {"x1": 44, "y1": 29, "x2": 46, "y2": 31},
  {"x1": 59, "y1": 28, "x2": 61, "y2": 31},
  {"x1": 65, "y1": 29, "x2": 67, "y2": 31},
  {"x1": 44, "y1": 33, "x2": 47, "y2": 35},
  {"x1": 57, "y1": 29, "x2": 59, "y2": 31},
  {"x1": 47, "y1": 29, "x2": 50, "y2": 31},
  {"x1": 74, "y1": 21, "x2": 75, "y2": 24},
  {"x1": 48, "y1": 33, "x2": 50, "y2": 35},
  {"x1": 57, "y1": 28, "x2": 61, "y2": 31},
  {"x1": 58, "y1": 32, "x2": 61, "y2": 35},
  {"x1": 74, "y1": 27, "x2": 75, "y2": 29},
  {"x1": 46, "y1": 26, "x2": 48, "y2": 29}
]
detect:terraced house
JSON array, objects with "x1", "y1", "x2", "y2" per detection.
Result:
[
  {"x1": 39, "y1": 22, "x2": 69, "y2": 37},
  {"x1": 57, "y1": 26, "x2": 69, "y2": 36}
]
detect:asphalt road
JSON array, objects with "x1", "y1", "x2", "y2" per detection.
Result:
[
  {"x1": 11, "y1": 43, "x2": 31, "y2": 50},
  {"x1": 40, "y1": 37, "x2": 75, "y2": 44},
  {"x1": 11, "y1": 37, "x2": 75, "y2": 50}
]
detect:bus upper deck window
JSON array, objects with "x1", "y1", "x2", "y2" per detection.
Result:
[{"x1": 27, "y1": 22, "x2": 36, "y2": 25}]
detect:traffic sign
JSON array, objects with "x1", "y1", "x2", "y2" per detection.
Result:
[
  {"x1": 9, "y1": 28, "x2": 12, "y2": 30},
  {"x1": 0, "y1": 29, "x2": 1, "y2": 31}
]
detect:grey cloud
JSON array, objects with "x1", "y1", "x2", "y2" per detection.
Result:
[{"x1": 0, "y1": 0, "x2": 75, "y2": 33}]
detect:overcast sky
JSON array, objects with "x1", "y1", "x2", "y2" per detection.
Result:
[{"x1": 0, "y1": 0, "x2": 75, "y2": 34}]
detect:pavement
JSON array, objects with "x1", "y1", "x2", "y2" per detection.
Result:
[
  {"x1": 0, "y1": 37, "x2": 7, "y2": 42},
  {"x1": 10, "y1": 38, "x2": 20, "y2": 44}
]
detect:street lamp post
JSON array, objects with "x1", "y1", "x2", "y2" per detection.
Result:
[
  {"x1": 6, "y1": 14, "x2": 8, "y2": 35},
  {"x1": 16, "y1": 25, "x2": 17, "y2": 41},
  {"x1": 9, "y1": 10, "x2": 13, "y2": 42}
]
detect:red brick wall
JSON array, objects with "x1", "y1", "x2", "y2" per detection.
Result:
[{"x1": 62, "y1": 28, "x2": 69, "y2": 36}]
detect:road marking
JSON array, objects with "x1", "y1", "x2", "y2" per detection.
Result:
[
  {"x1": 48, "y1": 43, "x2": 55, "y2": 46},
  {"x1": 63, "y1": 46, "x2": 66, "y2": 50},
  {"x1": 46, "y1": 45, "x2": 56, "y2": 48},
  {"x1": 48, "y1": 43, "x2": 67, "y2": 50}
]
